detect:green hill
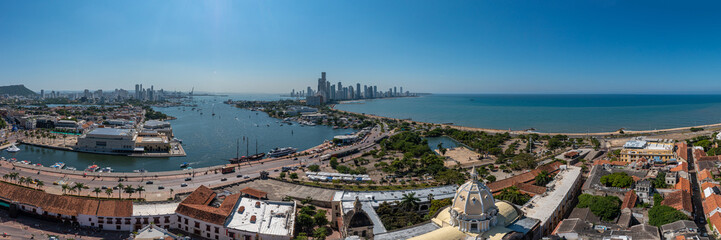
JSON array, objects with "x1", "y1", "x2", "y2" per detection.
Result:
[{"x1": 0, "y1": 84, "x2": 37, "y2": 97}]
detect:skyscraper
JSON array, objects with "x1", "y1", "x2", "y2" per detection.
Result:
[{"x1": 356, "y1": 83, "x2": 361, "y2": 99}]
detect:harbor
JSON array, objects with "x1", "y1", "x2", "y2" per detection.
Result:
[{"x1": 0, "y1": 95, "x2": 352, "y2": 172}]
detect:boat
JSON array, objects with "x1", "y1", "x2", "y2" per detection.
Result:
[
  {"x1": 35, "y1": 163, "x2": 43, "y2": 167},
  {"x1": 66, "y1": 167, "x2": 77, "y2": 171},
  {"x1": 180, "y1": 162, "x2": 189, "y2": 168},
  {"x1": 6, "y1": 144, "x2": 20, "y2": 153},
  {"x1": 99, "y1": 167, "x2": 113, "y2": 173},
  {"x1": 173, "y1": 138, "x2": 183, "y2": 144},
  {"x1": 20, "y1": 160, "x2": 31, "y2": 165},
  {"x1": 85, "y1": 165, "x2": 100, "y2": 172},
  {"x1": 268, "y1": 147, "x2": 297, "y2": 158},
  {"x1": 133, "y1": 169, "x2": 148, "y2": 173},
  {"x1": 51, "y1": 162, "x2": 66, "y2": 169}
]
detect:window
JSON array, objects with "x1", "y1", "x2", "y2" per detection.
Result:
[
  {"x1": 215, "y1": 227, "x2": 219, "y2": 233},
  {"x1": 116, "y1": 225, "x2": 121, "y2": 230},
  {"x1": 206, "y1": 225, "x2": 210, "y2": 231},
  {"x1": 96, "y1": 141, "x2": 107, "y2": 147},
  {"x1": 195, "y1": 221, "x2": 200, "y2": 228}
]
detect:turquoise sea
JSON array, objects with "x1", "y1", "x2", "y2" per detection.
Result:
[{"x1": 335, "y1": 94, "x2": 721, "y2": 133}]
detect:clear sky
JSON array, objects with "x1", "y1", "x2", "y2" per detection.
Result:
[{"x1": 1, "y1": 0, "x2": 721, "y2": 94}]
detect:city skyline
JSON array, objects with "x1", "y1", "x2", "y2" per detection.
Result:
[{"x1": 2, "y1": 1, "x2": 721, "y2": 94}]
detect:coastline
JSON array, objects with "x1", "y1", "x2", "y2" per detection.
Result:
[{"x1": 332, "y1": 106, "x2": 721, "y2": 137}]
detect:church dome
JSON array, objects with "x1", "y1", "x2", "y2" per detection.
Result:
[{"x1": 448, "y1": 167, "x2": 499, "y2": 233}]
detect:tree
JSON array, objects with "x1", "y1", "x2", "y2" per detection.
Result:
[
  {"x1": 511, "y1": 153, "x2": 536, "y2": 170},
  {"x1": 486, "y1": 175, "x2": 496, "y2": 183},
  {"x1": 296, "y1": 214, "x2": 314, "y2": 233},
  {"x1": 308, "y1": 164, "x2": 320, "y2": 172},
  {"x1": 314, "y1": 210, "x2": 328, "y2": 226},
  {"x1": 496, "y1": 186, "x2": 531, "y2": 205},
  {"x1": 575, "y1": 194, "x2": 621, "y2": 221},
  {"x1": 648, "y1": 205, "x2": 689, "y2": 226},
  {"x1": 124, "y1": 185, "x2": 135, "y2": 198},
  {"x1": 653, "y1": 172, "x2": 668, "y2": 189},
  {"x1": 61, "y1": 184, "x2": 69, "y2": 194},
  {"x1": 93, "y1": 187, "x2": 102, "y2": 198},
  {"x1": 35, "y1": 180, "x2": 44, "y2": 189},
  {"x1": 136, "y1": 186, "x2": 145, "y2": 199},
  {"x1": 290, "y1": 173, "x2": 298, "y2": 180},
  {"x1": 653, "y1": 193, "x2": 664, "y2": 206},
  {"x1": 279, "y1": 172, "x2": 286, "y2": 179},
  {"x1": 600, "y1": 172, "x2": 633, "y2": 188},
  {"x1": 534, "y1": 170, "x2": 552, "y2": 186},
  {"x1": 400, "y1": 192, "x2": 421, "y2": 211},
  {"x1": 313, "y1": 226, "x2": 328, "y2": 240},
  {"x1": 330, "y1": 158, "x2": 339, "y2": 169},
  {"x1": 437, "y1": 142, "x2": 447, "y2": 155},
  {"x1": 73, "y1": 183, "x2": 88, "y2": 195},
  {"x1": 105, "y1": 188, "x2": 113, "y2": 198},
  {"x1": 116, "y1": 183, "x2": 124, "y2": 199}
]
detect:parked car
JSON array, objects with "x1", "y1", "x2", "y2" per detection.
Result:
[
  {"x1": 158, "y1": 186, "x2": 165, "y2": 190},
  {"x1": 221, "y1": 178, "x2": 227, "y2": 181},
  {"x1": 236, "y1": 174, "x2": 243, "y2": 178},
  {"x1": 185, "y1": 178, "x2": 192, "y2": 181},
  {"x1": 181, "y1": 183, "x2": 188, "y2": 187},
  {"x1": 146, "y1": 181, "x2": 153, "y2": 185}
]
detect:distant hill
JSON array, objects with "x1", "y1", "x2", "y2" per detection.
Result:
[{"x1": 0, "y1": 84, "x2": 37, "y2": 97}]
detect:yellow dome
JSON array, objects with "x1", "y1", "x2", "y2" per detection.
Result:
[{"x1": 494, "y1": 201, "x2": 521, "y2": 226}]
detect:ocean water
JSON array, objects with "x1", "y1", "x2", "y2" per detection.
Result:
[
  {"x1": 1, "y1": 95, "x2": 352, "y2": 172},
  {"x1": 335, "y1": 94, "x2": 721, "y2": 133}
]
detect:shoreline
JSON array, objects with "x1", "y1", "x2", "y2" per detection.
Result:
[{"x1": 332, "y1": 106, "x2": 721, "y2": 137}]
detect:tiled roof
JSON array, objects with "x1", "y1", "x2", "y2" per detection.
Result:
[
  {"x1": 704, "y1": 194, "x2": 721, "y2": 216},
  {"x1": 175, "y1": 186, "x2": 241, "y2": 226},
  {"x1": 710, "y1": 214, "x2": 721, "y2": 234},
  {"x1": 239, "y1": 187, "x2": 268, "y2": 199},
  {"x1": 675, "y1": 178, "x2": 691, "y2": 193},
  {"x1": 621, "y1": 190, "x2": 637, "y2": 210},
  {"x1": 702, "y1": 182, "x2": 721, "y2": 192},
  {"x1": 670, "y1": 162, "x2": 688, "y2": 172},
  {"x1": 699, "y1": 169, "x2": 713, "y2": 181},
  {"x1": 699, "y1": 155, "x2": 721, "y2": 161},
  {"x1": 695, "y1": 149, "x2": 708, "y2": 160},
  {"x1": 487, "y1": 162, "x2": 562, "y2": 193},
  {"x1": 514, "y1": 182, "x2": 546, "y2": 196},
  {"x1": 662, "y1": 190, "x2": 692, "y2": 214},
  {"x1": 611, "y1": 161, "x2": 629, "y2": 166},
  {"x1": 0, "y1": 182, "x2": 131, "y2": 217},
  {"x1": 593, "y1": 160, "x2": 611, "y2": 166},
  {"x1": 675, "y1": 142, "x2": 688, "y2": 161}
]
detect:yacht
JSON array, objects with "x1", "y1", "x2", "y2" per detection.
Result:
[
  {"x1": 66, "y1": 167, "x2": 77, "y2": 171},
  {"x1": 268, "y1": 147, "x2": 297, "y2": 158},
  {"x1": 180, "y1": 162, "x2": 189, "y2": 168},
  {"x1": 85, "y1": 165, "x2": 100, "y2": 172},
  {"x1": 20, "y1": 160, "x2": 31, "y2": 165},
  {"x1": 51, "y1": 162, "x2": 66, "y2": 169},
  {"x1": 6, "y1": 144, "x2": 20, "y2": 153}
]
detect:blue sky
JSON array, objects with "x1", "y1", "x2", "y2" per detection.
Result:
[{"x1": 1, "y1": 0, "x2": 721, "y2": 94}]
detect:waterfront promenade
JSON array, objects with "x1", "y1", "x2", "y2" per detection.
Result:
[{"x1": 0, "y1": 124, "x2": 389, "y2": 202}]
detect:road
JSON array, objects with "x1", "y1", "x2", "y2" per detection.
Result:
[{"x1": 0, "y1": 124, "x2": 391, "y2": 201}]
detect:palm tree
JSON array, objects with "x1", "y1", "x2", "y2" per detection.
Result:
[
  {"x1": 61, "y1": 184, "x2": 69, "y2": 194},
  {"x1": 124, "y1": 185, "x2": 135, "y2": 199},
  {"x1": 534, "y1": 170, "x2": 552, "y2": 186},
  {"x1": 18, "y1": 176, "x2": 26, "y2": 186},
  {"x1": 2, "y1": 174, "x2": 8, "y2": 181},
  {"x1": 73, "y1": 183, "x2": 88, "y2": 195},
  {"x1": 116, "y1": 183, "x2": 124, "y2": 199},
  {"x1": 400, "y1": 192, "x2": 421, "y2": 211},
  {"x1": 35, "y1": 180, "x2": 44, "y2": 190},
  {"x1": 135, "y1": 186, "x2": 145, "y2": 199},
  {"x1": 93, "y1": 187, "x2": 102, "y2": 198},
  {"x1": 427, "y1": 193, "x2": 434, "y2": 202},
  {"x1": 105, "y1": 188, "x2": 114, "y2": 198}
]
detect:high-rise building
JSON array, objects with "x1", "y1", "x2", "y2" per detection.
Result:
[
  {"x1": 356, "y1": 83, "x2": 361, "y2": 99},
  {"x1": 330, "y1": 85, "x2": 336, "y2": 100}
]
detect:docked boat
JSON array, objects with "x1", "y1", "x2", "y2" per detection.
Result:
[
  {"x1": 85, "y1": 165, "x2": 100, "y2": 172},
  {"x1": 268, "y1": 147, "x2": 297, "y2": 158},
  {"x1": 66, "y1": 167, "x2": 77, "y2": 171},
  {"x1": 20, "y1": 160, "x2": 31, "y2": 165},
  {"x1": 99, "y1": 167, "x2": 113, "y2": 173},
  {"x1": 180, "y1": 162, "x2": 189, "y2": 168},
  {"x1": 6, "y1": 144, "x2": 20, "y2": 153},
  {"x1": 133, "y1": 169, "x2": 148, "y2": 173},
  {"x1": 51, "y1": 162, "x2": 66, "y2": 169}
]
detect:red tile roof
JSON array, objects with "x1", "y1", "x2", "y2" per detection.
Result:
[
  {"x1": 710, "y1": 213, "x2": 721, "y2": 233},
  {"x1": 487, "y1": 162, "x2": 562, "y2": 193},
  {"x1": 514, "y1": 182, "x2": 546, "y2": 196},
  {"x1": 593, "y1": 160, "x2": 611, "y2": 166},
  {"x1": 175, "y1": 186, "x2": 241, "y2": 226},
  {"x1": 662, "y1": 190, "x2": 692, "y2": 214},
  {"x1": 0, "y1": 182, "x2": 131, "y2": 217},
  {"x1": 700, "y1": 169, "x2": 713, "y2": 181},
  {"x1": 703, "y1": 194, "x2": 721, "y2": 216},
  {"x1": 695, "y1": 149, "x2": 708, "y2": 160},
  {"x1": 699, "y1": 155, "x2": 721, "y2": 161},
  {"x1": 670, "y1": 162, "x2": 688, "y2": 173},
  {"x1": 239, "y1": 187, "x2": 268, "y2": 199},
  {"x1": 675, "y1": 177, "x2": 691, "y2": 193},
  {"x1": 675, "y1": 142, "x2": 688, "y2": 161},
  {"x1": 621, "y1": 190, "x2": 637, "y2": 210},
  {"x1": 702, "y1": 182, "x2": 721, "y2": 191},
  {"x1": 611, "y1": 161, "x2": 629, "y2": 166}
]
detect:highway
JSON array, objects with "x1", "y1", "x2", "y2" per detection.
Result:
[{"x1": 0, "y1": 124, "x2": 391, "y2": 201}]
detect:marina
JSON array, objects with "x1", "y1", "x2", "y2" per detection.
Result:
[{"x1": 0, "y1": 95, "x2": 352, "y2": 172}]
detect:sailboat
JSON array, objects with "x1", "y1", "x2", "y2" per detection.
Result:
[
  {"x1": 211, "y1": 104, "x2": 216, "y2": 116},
  {"x1": 6, "y1": 144, "x2": 20, "y2": 153}
]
